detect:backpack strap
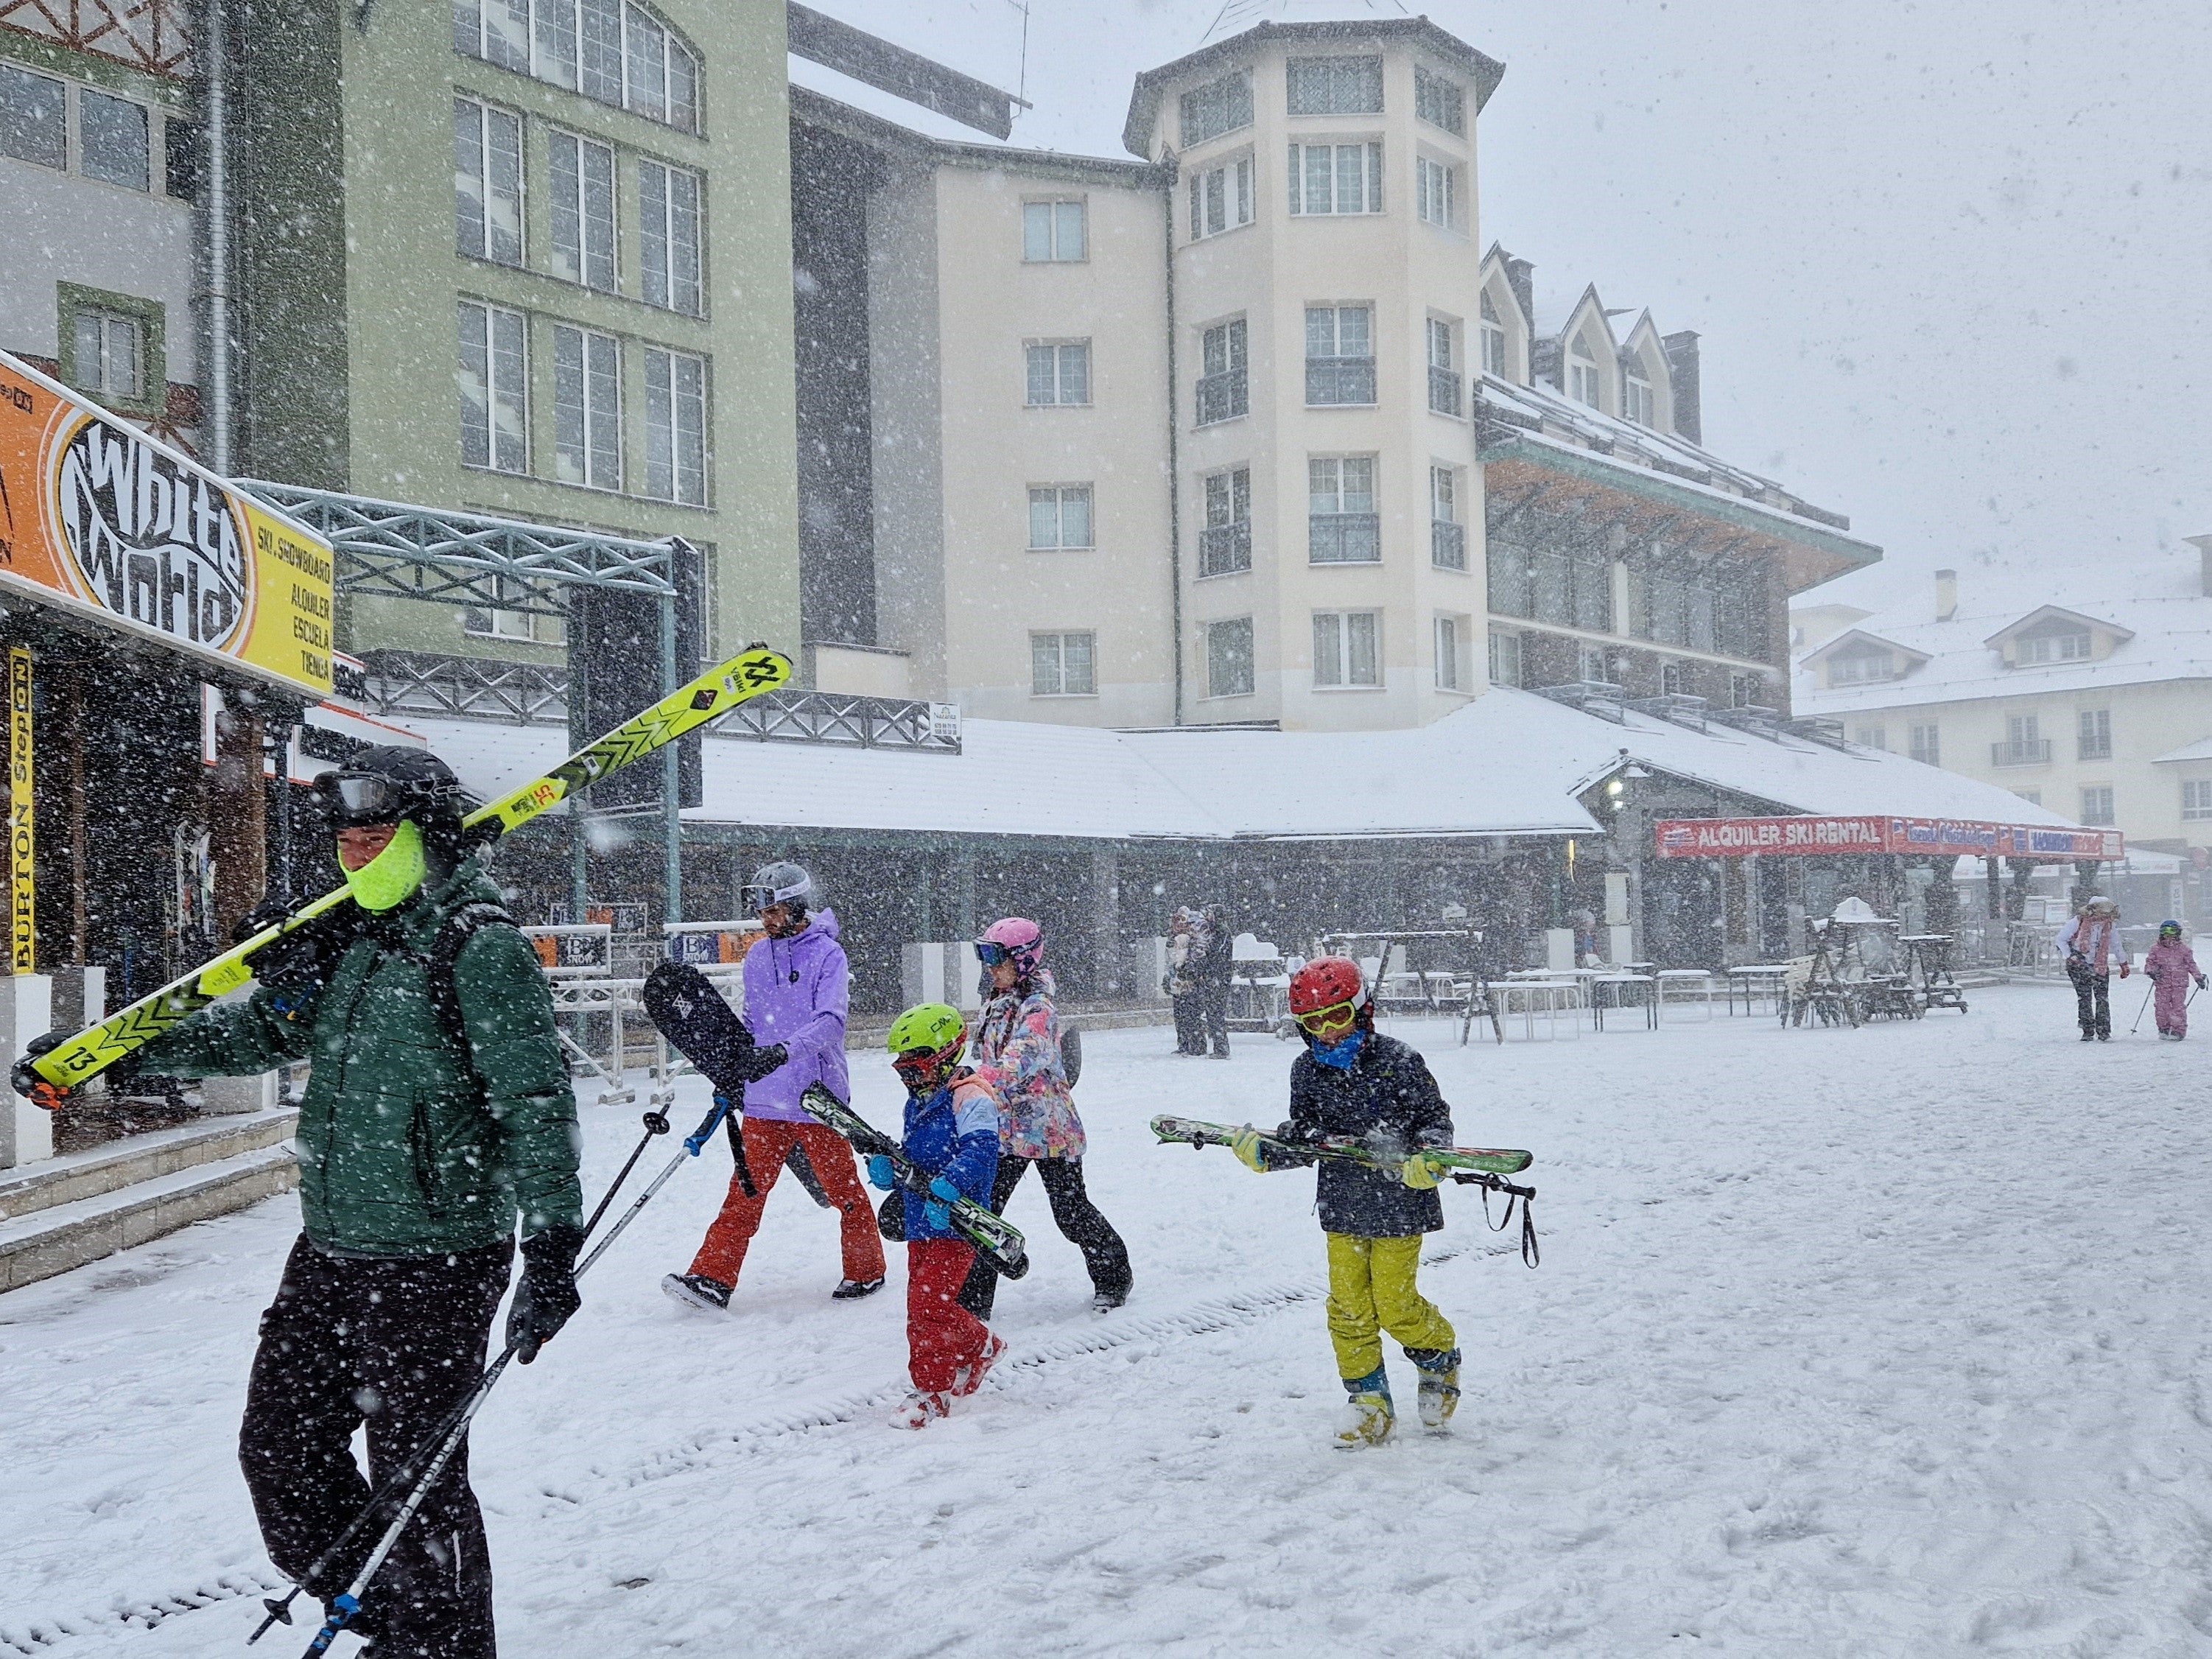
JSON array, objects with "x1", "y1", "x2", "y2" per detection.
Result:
[{"x1": 428, "y1": 902, "x2": 517, "y2": 1077}]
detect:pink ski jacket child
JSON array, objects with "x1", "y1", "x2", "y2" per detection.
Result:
[{"x1": 2144, "y1": 927, "x2": 2206, "y2": 1039}]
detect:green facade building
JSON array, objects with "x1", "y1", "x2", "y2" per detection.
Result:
[{"x1": 234, "y1": 0, "x2": 800, "y2": 666}]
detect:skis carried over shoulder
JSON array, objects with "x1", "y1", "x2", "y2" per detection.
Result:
[
  {"x1": 1149, "y1": 1115, "x2": 1534, "y2": 1177},
  {"x1": 24, "y1": 647, "x2": 793, "y2": 1100},
  {"x1": 801, "y1": 1084, "x2": 1029, "y2": 1280}
]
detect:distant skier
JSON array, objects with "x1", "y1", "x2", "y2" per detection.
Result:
[
  {"x1": 1226, "y1": 955, "x2": 1461, "y2": 1448},
  {"x1": 2059, "y1": 894, "x2": 2131, "y2": 1042},
  {"x1": 24, "y1": 747, "x2": 583, "y2": 1658},
  {"x1": 664, "y1": 861, "x2": 887, "y2": 1311},
  {"x1": 2143, "y1": 919, "x2": 2206, "y2": 1040},
  {"x1": 1188, "y1": 906, "x2": 1235, "y2": 1059},
  {"x1": 956, "y1": 917, "x2": 1134, "y2": 1316},
  {"x1": 869, "y1": 1003, "x2": 1005, "y2": 1427},
  {"x1": 1166, "y1": 908, "x2": 1204, "y2": 1055}
]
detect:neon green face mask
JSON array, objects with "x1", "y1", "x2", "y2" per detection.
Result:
[{"x1": 343, "y1": 819, "x2": 426, "y2": 912}]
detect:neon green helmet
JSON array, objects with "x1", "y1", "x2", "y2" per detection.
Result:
[{"x1": 888, "y1": 1002, "x2": 966, "y2": 1085}]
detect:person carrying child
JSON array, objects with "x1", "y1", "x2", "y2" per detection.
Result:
[
  {"x1": 2143, "y1": 920, "x2": 2207, "y2": 1041},
  {"x1": 1226, "y1": 955, "x2": 1461, "y2": 1448},
  {"x1": 871, "y1": 1003, "x2": 1007, "y2": 1428}
]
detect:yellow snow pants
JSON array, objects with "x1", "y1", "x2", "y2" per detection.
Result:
[{"x1": 1325, "y1": 1232, "x2": 1456, "y2": 1381}]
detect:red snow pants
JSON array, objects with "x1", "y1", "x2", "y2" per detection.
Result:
[
  {"x1": 907, "y1": 1238, "x2": 992, "y2": 1393},
  {"x1": 689, "y1": 1118, "x2": 887, "y2": 1290}
]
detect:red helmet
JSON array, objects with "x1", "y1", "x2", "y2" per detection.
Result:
[{"x1": 1290, "y1": 956, "x2": 1369, "y2": 1039}]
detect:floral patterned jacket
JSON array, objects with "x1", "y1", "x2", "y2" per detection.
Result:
[{"x1": 970, "y1": 968, "x2": 1086, "y2": 1160}]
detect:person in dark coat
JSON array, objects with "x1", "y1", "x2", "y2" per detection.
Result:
[
  {"x1": 1165, "y1": 908, "x2": 1205, "y2": 1054},
  {"x1": 1187, "y1": 906, "x2": 1234, "y2": 1059},
  {"x1": 1228, "y1": 956, "x2": 1460, "y2": 1448},
  {"x1": 26, "y1": 748, "x2": 583, "y2": 1659}
]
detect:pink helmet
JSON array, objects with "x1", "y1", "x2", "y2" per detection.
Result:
[{"x1": 977, "y1": 916, "x2": 1044, "y2": 977}]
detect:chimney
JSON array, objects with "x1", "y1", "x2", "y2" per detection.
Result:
[
  {"x1": 2188, "y1": 535, "x2": 2212, "y2": 597},
  {"x1": 1935, "y1": 569, "x2": 1957, "y2": 621},
  {"x1": 1504, "y1": 255, "x2": 1534, "y2": 334},
  {"x1": 1662, "y1": 330, "x2": 1702, "y2": 443}
]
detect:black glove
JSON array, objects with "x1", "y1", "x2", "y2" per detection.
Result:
[
  {"x1": 729, "y1": 1042, "x2": 789, "y2": 1084},
  {"x1": 241, "y1": 897, "x2": 364, "y2": 997},
  {"x1": 505, "y1": 1223, "x2": 583, "y2": 1364},
  {"x1": 11, "y1": 1030, "x2": 67, "y2": 1105}
]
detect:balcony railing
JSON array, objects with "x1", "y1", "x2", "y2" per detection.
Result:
[
  {"x1": 1309, "y1": 513, "x2": 1380, "y2": 564},
  {"x1": 1305, "y1": 356, "x2": 1376, "y2": 406},
  {"x1": 1198, "y1": 522, "x2": 1252, "y2": 577},
  {"x1": 1990, "y1": 737, "x2": 2052, "y2": 768},
  {"x1": 1430, "y1": 519, "x2": 1466, "y2": 570},
  {"x1": 1428, "y1": 365, "x2": 1464, "y2": 417},
  {"x1": 1195, "y1": 369, "x2": 1248, "y2": 425}
]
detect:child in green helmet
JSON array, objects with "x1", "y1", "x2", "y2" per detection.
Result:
[{"x1": 872, "y1": 1003, "x2": 1005, "y2": 1428}]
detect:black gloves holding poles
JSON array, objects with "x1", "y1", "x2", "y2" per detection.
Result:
[{"x1": 505, "y1": 1223, "x2": 584, "y2": 1364}]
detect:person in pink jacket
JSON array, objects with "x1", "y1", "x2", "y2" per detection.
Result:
[
  {"x1": 2143, "y1": 920, "x2": 2208, "y2": 1040},
  {"x1": 2057, "y1": 895, "x2": 2130, "y2": 1042}
]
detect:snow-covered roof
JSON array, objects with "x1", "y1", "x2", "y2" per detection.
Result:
[
  {"x1": 2152, "y1": 737, "x2": 2212, "y2": 765},
  {"x1": 404, "y1": 685, "x2": 2081, "y2": 848},
  {"x1": 1794, "y1": 553, "x2": 2212, "y2": 717}
]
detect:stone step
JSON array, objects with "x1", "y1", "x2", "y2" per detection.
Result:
[
  {"x1": 0, "y1": 1142, "x2": 300, "y2": 1293},
  {"x1": 0, "y1": 1106, "x2": 298, "y2": 1223}
]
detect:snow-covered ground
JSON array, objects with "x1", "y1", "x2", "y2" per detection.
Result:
[{"x1": 7, "y1": 983, "x2": 2212, "y2": 1657}]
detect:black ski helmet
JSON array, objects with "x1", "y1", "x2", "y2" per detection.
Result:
[
  {"x1": 741, "y1": 860, "x2": 818, "y2": 919},
  {"x1": 309, "y1": 746, "x2": 479, "y2": 860}
]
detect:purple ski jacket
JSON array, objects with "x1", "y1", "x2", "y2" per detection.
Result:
[{"x1": 738, "y1": 909, "x2": 851, "y2": 1122}]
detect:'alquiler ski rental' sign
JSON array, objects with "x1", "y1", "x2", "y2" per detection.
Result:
[
  {"x1": 1654, "y1": 815, "x2": 2124, "y2": 861},
  {"x1": 0, "y1": 349, "x2": 334, "y2": 698}
]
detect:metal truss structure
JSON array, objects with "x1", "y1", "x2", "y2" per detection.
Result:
[
  {"x1": 240, "y1": 481, "x2": 679, "y2": 616},
  {"x1": 724, "y1": 689, "x2": 961, "y2": 754},
  {"x1": 359, "y1": 649, "x2": 571, "y2": 726},
  {"x1": 0, "y1": 0, "x2": 192, "y2": 78}
]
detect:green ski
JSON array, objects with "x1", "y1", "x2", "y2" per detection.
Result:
[
  {"x1": 1149, "y1": 1114, "x2": 1534, "y2": 1177},
  {"x1": 801, "y1": 1084, "x2": 1029, "y2": 1279},
  {"x1": 25, "y1": 645, "x2": 793, "y2": 1098}
]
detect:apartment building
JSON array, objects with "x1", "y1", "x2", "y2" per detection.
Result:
[
  {"x1": 784, "y1": 7, "x2": 1875, "y2": 733},
  {"x1": 1795, "y1": 550, "x2": 2212, "y2": 859},
  {"x1": 1, "y1": 1, "x2": 203, "y2": 450},
  {"x1": 219, "y1": 0, "x2": 800, "y2": 668}
]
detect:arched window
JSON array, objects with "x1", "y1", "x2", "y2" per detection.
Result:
[
  {"x1": 455, "y1": 0, "x2": 701, "y2": 134},
  {"x1": 1480, "y1": 290, "x2": 1507, "y2": 376},
  {"x1": 1568, "y1": 337, "x2": 1600, "y2": 407}
]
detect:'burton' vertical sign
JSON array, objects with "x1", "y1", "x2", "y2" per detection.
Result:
[{"x1": 10, "y1": 647, "x2": 32, "y2": 973}]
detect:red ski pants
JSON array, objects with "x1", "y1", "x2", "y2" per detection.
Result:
[
  {"x1": 689, "y1": 1118, "x2": 887, "y2": 1289},
  {"x1": 907, "y1": 1239, "x2": 992, "y2": 1393}
]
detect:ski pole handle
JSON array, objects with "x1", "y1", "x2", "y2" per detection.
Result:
[{"x1": 684, "y1": 1095, "x2": 734, "y2": 1157}]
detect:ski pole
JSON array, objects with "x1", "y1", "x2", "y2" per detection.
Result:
[
  {"x1": 2130, "y1": 978, "x2": 2156, "y2": 1035},
  {"x1": 250, "y1": 1098, "x2": 704, "y2": 1647},
  {"x1": 284, "y1": 1096, "x2": 730, "y2": 1657}
]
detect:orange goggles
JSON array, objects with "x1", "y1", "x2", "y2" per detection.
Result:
[{"x1": 1295, "y1": 998, "x2": 1360, "y2": 1038}]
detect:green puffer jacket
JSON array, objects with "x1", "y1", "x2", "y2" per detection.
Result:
[{"x1": 141, "y1": 860, "x2": 583, "y2": 1258}]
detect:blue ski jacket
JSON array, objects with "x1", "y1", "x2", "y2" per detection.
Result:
[{"x1": 901, "y1": 1073, "x2": 1001, "y2": 1242}]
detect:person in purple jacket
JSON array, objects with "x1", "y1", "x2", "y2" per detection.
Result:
[{"x1": 663, "y1": 863, "x2": 888, "y2": 1311}]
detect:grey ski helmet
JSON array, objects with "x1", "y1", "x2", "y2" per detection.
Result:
[{"x1": 742, "y1": 860, "x2": 818, "y2": 918}]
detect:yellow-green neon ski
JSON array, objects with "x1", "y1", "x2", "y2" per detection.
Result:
[{"x1": 34, "y1": 645, "x2": 793, "y2": 1092}]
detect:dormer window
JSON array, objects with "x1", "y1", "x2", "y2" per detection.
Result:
[
  {"x1": 1479, "y1": 292, "x2": 1506, "y2": 376},
  {"x1": 1827, "y1": 641, "x2": 1895, "y2": 685},
  {"x1": 1568, "y1": 338, "x2": 1600, "y2": 407},
  {"x1": 1623, "y1": 366, "x2": 1654, "y2": 426},
  {"x1": 2015, "y1": 626, "x2": 2090, "y2": 664}
]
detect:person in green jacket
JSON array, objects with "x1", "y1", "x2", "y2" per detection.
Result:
[{"x1": 112, "y1": 746, "x2": 580, "y2": 1658}]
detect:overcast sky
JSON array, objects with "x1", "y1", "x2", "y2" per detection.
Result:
[{"x1": 813, "y1": 1, "x2": 2212, "y2": 620}]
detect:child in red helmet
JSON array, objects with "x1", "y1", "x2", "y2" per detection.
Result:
[{"x1": 1228, "y1": 955, "x2": 1461, "y2": 1447}]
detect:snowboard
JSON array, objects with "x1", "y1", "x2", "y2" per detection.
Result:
[
  {"x1": 801, "y1": 1084, "x2": 1030, "y2": 1279},
  {"x1": 24, "y1": 648, "x2": 793, "y2": 1101},
  {"x1": 1149, "y1": 1115, "x2": 1534, "y2": 1177}
]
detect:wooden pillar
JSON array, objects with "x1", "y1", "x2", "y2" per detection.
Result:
[{"x1": 206, "y1": 691, "x2": 267, "y2": 939}]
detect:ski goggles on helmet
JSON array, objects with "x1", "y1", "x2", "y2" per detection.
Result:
[
  {"x1": 975, "y1": 940, "x2": 1019, "y2": 969},
  {"x1": 1295, "y1": 997, "x2": 1361, "y2": 1039},
  {"x1": 309, "y1": 770, "x2": 407, "y2": 827}
]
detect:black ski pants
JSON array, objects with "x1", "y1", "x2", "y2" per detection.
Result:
[
  {"x1": 1195, "y1": 978, "x2": 1230, "y2": 1055},
  {"x1": 958, "y1": 1155, "x2": 1131, "y2": 1319},
  {"x1": 240, "y1": 1233, "x2": 511, "y2": 1659},
  {"x1": 2067, "y1": 957, "x2": 2113, "y2": 1037},
  {"x1": 1171, "y1": 993, "x2": 1205, "y2": 1053}
]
